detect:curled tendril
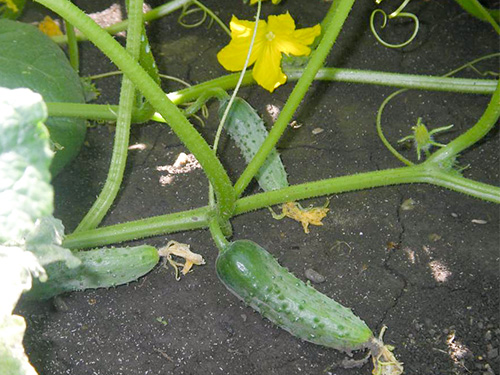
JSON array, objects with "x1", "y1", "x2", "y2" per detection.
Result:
[
  {"x1": 158, "y1": 74, "x2": 210, "y2": 127},
  {"x1": 178, "y1": 4, "x2": 212, "y2": 29},
  {"x1": 370, "y1": 0, "x2": 419, "y2": 49},
  {"x1": 177, "y1": 0, "x2": 231, "y2": 37},
  {"x1": 376, "y1": 53, "x2": 500, "y2": 165}
]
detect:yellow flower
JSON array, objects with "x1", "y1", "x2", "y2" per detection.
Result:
[
  {"x1": 38, "y1": 16, "x2": 63, "y2": 37},
  {"x1": 250, "y1": 0, "x2": 282, "y2": 4},
  {"x1": 217, "y1": 13, "x2": 321, "y2": 92},
  {"x1": 1, "y1": 0, "x2": 18, "y2": 12}
]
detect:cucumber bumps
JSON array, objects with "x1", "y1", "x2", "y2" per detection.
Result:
[{"x1": 216, "y1": 240, "x2": 403, "y2": 374}]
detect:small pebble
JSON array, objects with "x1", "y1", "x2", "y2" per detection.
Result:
[
  {"x1": 305, "y1": 268, "x2": 326, "y2": 283},
  {"x1": 400, "y1": 198, "x2": 416, "y2": 211},
  {"x1": 471, "y1": 219, "x2": 488, "y2": 224},
  {"x1": 241, "y1": 314, "x2": 247, "y2": 322},
  {"x1": 312, "y1": 127, "x2": 324, "y2": 135},
  {"x1": 52, "y1": 296, "x2": 69, "y2": 312},
  {"x1": 487, "y1": 347, "x2": 498, "y2": 360},
  {"x1": 484, "y1": 364, "x2": 495, "y2": 375},
  {"x1": 428, "y1": 233, "x2": 442, "y2": 242},
  {"x1": 485, "y1": 330, "x2": 492, "y2": 341}
]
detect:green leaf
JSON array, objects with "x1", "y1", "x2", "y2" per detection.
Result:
[
  {"x1": 219, "y1": 97, "x2": 289, "y2": 192},
  {"x1": 0, "y1": 87, "x2": 56, "y2": 375},
  {"x1": 454, "y1": 0, "x2": 500, "y2": 23},
  {"x1": 0, "y1": 0, "x2": 26, "y2": 20},
  {"x1": 0, "y1": 87, "x2": 53, "y2": 244},
  {"x1": 25, "y1": 217, "x2": 81, "y2": 269},
  {"x1": 0, "y1": 19, "x2": 87, "y2": 176}
]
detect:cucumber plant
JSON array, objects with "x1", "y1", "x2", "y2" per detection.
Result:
[{"x1": 1, "y1": 0, "x2": 498, "y2": 374}]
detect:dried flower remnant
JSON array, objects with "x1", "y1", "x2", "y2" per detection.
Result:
[
  {"x1": 270, "y1": 200, "x2": 329, "y2": 233},
  {"x1": 158, "y1": 241, "x2": 205, "y2": 280}
]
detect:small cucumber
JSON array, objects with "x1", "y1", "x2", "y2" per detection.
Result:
[
  {"x1": 218, "y1": 97, "x2": 289, "y2": 192},
  {"x1": 25, "y1": 245, "x2": 159, "y2": 300},
  {"x1": 216, "y1": 240, "x2": 374, "y2": 352}
]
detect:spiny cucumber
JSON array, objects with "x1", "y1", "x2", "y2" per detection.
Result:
[
  {"x1": 216, "y1": 240, "x2": 403, "y2": 373},
  {"x1": 218, "y1": 97, "x2": 289, "y2": 192},
  {"x1": 216, "y1": 240, "x2": 372, "y2": 352},
  {"x1": 24, "y1": 245, "x2": 159, "y2": 300}
]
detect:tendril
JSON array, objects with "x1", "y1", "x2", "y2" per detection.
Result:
[
  {"x1": 376, "y1": 53, "x2": 500, "y2": 165},
  {"x1": 178, "y1": 4, "x2": 210, "y2": 29},
  {"x1": 178, "y1": 0, "x2": 231, "y2": 37},
  {"x1": 370, "y1": 0, "x2": 419, "y2": 48}
]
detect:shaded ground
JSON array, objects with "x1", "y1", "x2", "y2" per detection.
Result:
[{"x1": 17, "y1": 0, "x2": 499, "y2": 374}]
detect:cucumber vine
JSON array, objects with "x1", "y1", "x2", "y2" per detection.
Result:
[{"x1": 3, "y1": 0, "x2": 499, "y2": 373}]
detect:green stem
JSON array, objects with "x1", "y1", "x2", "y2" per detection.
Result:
[
  {"x1": 209, "y1": 216, "x2": 230, "y2": 253},
  {"x1": 454, "y1": 0, "x2": 500, "y2": 33},
  {"x1": 208, "y1": 0, "x2": 261, "y2": 234},
  {"x1": 420, "y1": 167, "x2": 500, "y2": 202},
  {"x1": 192, "y1": 0, "x2": 231, "y2": 37},
  {"x1": 426, "y1": 80, "x2": 500, "y2": 165},
  {"x1": 234, "y1": 165, "x2": 500, "y2": 214},
  {"x1": 63, "y1": 164, "x2": 500, "y2": 249},
  {"x1": 45, "y1": 102, "x2": 142, "y2": 122},
  {"x1": 64, "y1": 19, "x2": 79, "y2": 71},
  {"x1": 376, "y1": 88, "x2": 414, "y2": 166},
  {"x1": 234, "y1": 0, "x2": 356, "y2": 197},
  {"x1": 51, "y1": 0, "x2": 194, "y2": 44},
  {"x1": 63, "y1": 207, "x2": 210, "y2": 249},
  {"x1": 36, "y1": 0, "x2": 235, "y2": 224},
  {"x1": 74, "y1": 0, "x2": 144, "y2": 232},
  {"x1": 166, "y1": 68, "x2": 497, "y2": 106},
  {"x1": 45, "y1": 69, "x2": 497, "y2": 121},
  {"x1": 235, "y1": 166, "x2": 428, "y2": 213}
]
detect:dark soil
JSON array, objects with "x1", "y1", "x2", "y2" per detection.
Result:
[{"x1": 17, "y1": 0, "x2": 499, "y2": 374}]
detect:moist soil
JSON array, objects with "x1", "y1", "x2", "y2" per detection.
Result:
[{"x1": 16, "y1": 0, "x2": 499, "y2": 374}]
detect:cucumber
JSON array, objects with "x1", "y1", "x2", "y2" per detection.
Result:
[
  {"x1": 216, "y1": 240, "x2": 373, "y2": 352},
  {"x1": 218, "y1": 97, "x2": 289, "y2": 192},
  {"x1": 24, "y1": 245, "x2": 159, "y2": 300}
]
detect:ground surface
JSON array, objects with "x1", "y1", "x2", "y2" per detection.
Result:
[{"x1": 16, "y1": 0, "x2": 499, "y2": 374}]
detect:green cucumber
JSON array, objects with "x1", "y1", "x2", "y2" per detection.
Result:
[
  {"x1": 216, "y1": 240, "x2": 373, "y2": 352},
  {"x1": 218, "y1": 97, "x2": 289, "y2": 192},
  {"x1": 24, "y1": 245, "x2": 159, "y2": 300}
]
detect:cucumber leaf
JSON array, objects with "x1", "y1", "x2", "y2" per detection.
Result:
[
  {"x1": 0, "y1": 87, "x2": 58, "y2": 375},
  {"x1": 0, "y1": 0, "x2": 26, "y2": 20},
  {"x1": 0, "y1": 19, "x2": 87, "y2": 176},
  {"x1": 454, "y1": 0, "x2": 500, "y2": 23},
  {"x1": 0, "y1": 87, "x2": 53, "y2": 244},
  {"x1": 219, "y1": 97, "x2": 289, "y2": 192}
]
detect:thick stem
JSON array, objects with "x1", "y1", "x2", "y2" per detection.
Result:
[
  {"x1": 64, "y1": 20, "x2": 79, "y2": 71},
  {"x1": 36, "y1": 0, "x2": 235, "y2": 224},
  {"x1": 51, "y1": 0, "x2": 194, "y2": 44},
  {"x1": 209, "y1": 217, "x2": 230, "y2": 253},
  {"x1": 234, "y1": 0, "x2": 356, "y2": 197},
  {"x1": 166, "y1": 68, "x2": 497, "y2": 106},
  {"x1": 45, "y1": 71, "x2": 497, "y2": 121},
  {"x1": 74, "y1": 0, "x2": 144, "y2": 232},
  {"x1": 427, "y1": 80, "x2": 500, "y2": 165},
  {"x1": 63, "y1": 207, "x2": 209, "y2": 249},
  {"x1": 63, "y1": 164, "x2": 499, "y2": 249}
]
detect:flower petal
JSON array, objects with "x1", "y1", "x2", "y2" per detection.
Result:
[
  {"x1": 268, "y1": 13, "x2": 296, "y2": 36},
  {"x1": 252, "y1": 44, "x2": 286, "y2": 92},
  {"x1": 292, "y1": 24, "x2": 322, "y2": 47},
  {"x1": 268, "y1": 13, "x2": 321, "y2": 56},
  {"x1": 217, "y1": 17, "x2": 266, "y2": 71}
]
